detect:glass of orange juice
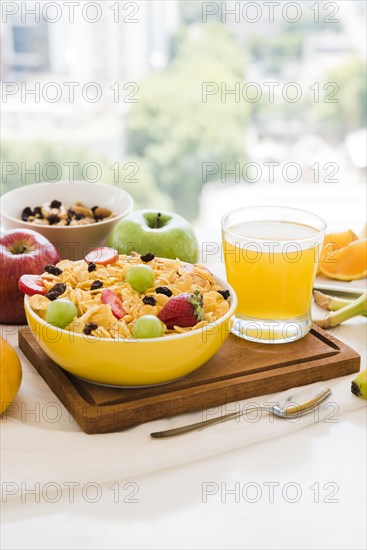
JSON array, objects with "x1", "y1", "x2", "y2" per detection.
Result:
[{"x1": 221, "y1": 206, "x2": 326, "y2": 344}]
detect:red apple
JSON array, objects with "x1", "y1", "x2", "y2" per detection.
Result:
[{"x1": 0, "y1": 229, "x2": 60, "y2": 324}]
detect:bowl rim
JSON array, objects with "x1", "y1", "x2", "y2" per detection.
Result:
[
  {"x1": 24, "y1": 273, "x2": 238, "y2": 343},
  {"x1": 1, "y1": 181, "x2": 134, "y2": 229}
]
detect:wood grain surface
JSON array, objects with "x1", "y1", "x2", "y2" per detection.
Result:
[{"x1": 18, "y1": 325, "x2": 360, "y2": 434}]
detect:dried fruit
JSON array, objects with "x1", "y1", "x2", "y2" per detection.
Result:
[
  {"x1": 93, "y1": 207, "x2": 112, "y2": 219},
  {"x1": 142, "y1": 296, "x2": 157, "y2": 306},
  {"x1": 73, "y1": 203, "x2": 93, "y2": 218},
  {"x1": 90, "y1": 280, "x2": 103, "y2": 290},
  {"x1": 140, "y1": 253, "x2": 155, "y2": 262},
  {"x1": 45, "y1": 283, "x2": 66, "y2": 301},
  {"x1": 44, "y1": 264, "x2": 63, "y2": 276},
  {"x1": 217, "y1": 290, "x2": 230, "y2": 300},
  {"x1": 155, "y1": 286, "x2": 172, "y2": 297},
  {"x1": 33, "y1": 207, "x2": 43, "y2": 218},
  {"x1": 47, "y1": 214, "x2": 60, "y2": 225},
  {"x1": 21, "y1": 207, "x2": 33, "y2": 222},
  {"x1": 83, "y1": 322, "x2": 98, "y2": 335}
]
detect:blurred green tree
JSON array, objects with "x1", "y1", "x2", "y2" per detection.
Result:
[
  {"x1": 0, "y1": 141, "x2": 172, "y2": 210},
  {"x1": 249, "y1": 26, "x2": 304, "y2": 75},
  {"x1": 127, "y1": 23, "x2": 249, "y2": 219},
  {"x1": 317, "y1": 58, "x2": 367, "y2": 136}
]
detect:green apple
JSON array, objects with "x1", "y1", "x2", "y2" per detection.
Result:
[{"x1": 109, "y1": 210, "x2": 199, "y2": 264}]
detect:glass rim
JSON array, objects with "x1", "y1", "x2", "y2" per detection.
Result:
[{"x1": 221, "y1": 205, "x2": 327, "y2": 242}]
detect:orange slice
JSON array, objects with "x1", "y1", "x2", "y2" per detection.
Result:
[
  {"x1": 319, "y1": 238, "x2": 367, "y2": 281},
  {"x1": 317, "y1": 229, "x2": 358, "y2": 275}
]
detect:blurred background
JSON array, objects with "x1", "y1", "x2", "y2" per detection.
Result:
[{"x1": 1, "y1": 0, "x2": 366, "y2": 229}]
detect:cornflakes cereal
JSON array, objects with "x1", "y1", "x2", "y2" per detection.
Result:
[{"x1": 29, "y1": 253, "x2": 231, "y2": 338}]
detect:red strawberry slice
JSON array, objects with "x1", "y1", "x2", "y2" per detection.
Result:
[
  {"x1": 18, "y1": 274, "x2": 46, "y2": 296},
  {"x1": 158, "y1": 290, "x2": 204, "y2": 329},
  {"x1": 101, "y1": 289, "x2": 125, "y2": 319}
]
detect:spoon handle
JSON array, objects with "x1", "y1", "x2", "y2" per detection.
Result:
[{"x1": 150, "y1": 406, "x2": 268, "y2": 438}]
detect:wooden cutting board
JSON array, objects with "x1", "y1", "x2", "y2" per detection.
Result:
[{"x1": 18, "y1": 325, "x2": 360, "y2": 434}]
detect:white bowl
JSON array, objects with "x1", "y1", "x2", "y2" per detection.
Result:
[{"x1": 1, "y1": 181, "x2": 133, "y2": 260}]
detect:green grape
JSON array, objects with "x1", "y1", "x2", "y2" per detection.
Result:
[
  {"x1": 126, "y1": 265, "x2": 155, "y2": 293},
  {"x1": 132, "y1": 315, "x2": 164, "y2": 339},
  {"x1": 46, "y1": 299, "x2": 78, "y2": 329}
]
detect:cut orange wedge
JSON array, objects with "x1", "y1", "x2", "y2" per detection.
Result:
[
  {"x1": 319, "y1": 238, "x2": 367, "y2": 281},
  {"x1": 317, "y1": 229, "x2": 359, "y2": 275}
]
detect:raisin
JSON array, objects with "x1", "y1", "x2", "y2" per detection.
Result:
[
  {"x1": 90, "y1": 280, "x2": 103, "y2": 290},
  {"x1": 52, "y1": 283, "x2": 66, "y2": 292},
  {"x1": 91, "y1": 206, "x2": 98, "y2": 213},
  {"x1": 143, "y1": 296, "x2": 157, "y2": 306},
  {"x1": 21, "y1": 207, "x2": 33, "y2": 222},
  {"x1": 33, "y1": 206, "x2": 43, "y2": 218},
  {"x1": 67, "y1": 210, "x2": 77, "y2": 225},
  {"x1": 47, "y1": 214, "x2": 60, "y2": 225},
  {"x1": 217, "y1": 290, "x2": 230, "y2": 300},
  {"x1": 155, "y1": 286, "x2": 173, "y2": 297},
  {"x1": 50, "y1": 200, "x2": 62, "y2": 209},
  {"x1": 44, "y1": 264, "x2": 63, "y2": 276},
  {"x1": 45, "y1": 291, "x2": 59, "y2": 301},
  {"x1": 76, "y1": 213, "x2": 85, "y2": 220},
  {"x1": 87, "y1": 262, "x2": 97, "y2": 273},
  {"x1": 83, "y1": 322, "x2": 98, "y2": 335},
  {"x1": 45, "y1": 283, "x2": 66, "y2": 301},
  {"x1": 140, "y1": 252, "x2": 155, "y2": 262}
]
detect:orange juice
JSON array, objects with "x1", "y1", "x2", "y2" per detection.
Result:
[{"x1": 223, "y1": 221, "x2": 320, "y2": 321}]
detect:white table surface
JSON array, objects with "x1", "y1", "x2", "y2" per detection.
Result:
[{"x1": 1, "y1": 238, "x2": 366, "y2": 550}]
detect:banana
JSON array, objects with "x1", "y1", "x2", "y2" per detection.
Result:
[
  {"x1": 315, "y1": 292, "x2": 367, "y2": 329},
  {"x1": 351, "y1": 369, "x2": 367, "y2": 399}
]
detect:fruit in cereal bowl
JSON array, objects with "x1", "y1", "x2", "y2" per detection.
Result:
[{"x1": 22, "y1": 251, "x2": 237, "y2": 387}]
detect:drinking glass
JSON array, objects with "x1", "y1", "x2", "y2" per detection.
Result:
[{"x1": 221, "y1": 206, "x2": 326, "y2": 343}]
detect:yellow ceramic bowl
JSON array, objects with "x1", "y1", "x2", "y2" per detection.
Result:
[{"x1": 24, "y1": 276, "x2": 237, "y2": 387}]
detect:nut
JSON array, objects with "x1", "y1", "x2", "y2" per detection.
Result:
[
  {"x1": 73, "y1": 203, "x2": 93, "y2": 217},
  {"x1": 94, "y1": 207, "x2": 112, "y2": 219}
]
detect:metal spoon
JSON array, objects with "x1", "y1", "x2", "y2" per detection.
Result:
[{"x1": 150, "y1": 386, "x2": 332, "y2": 438}]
